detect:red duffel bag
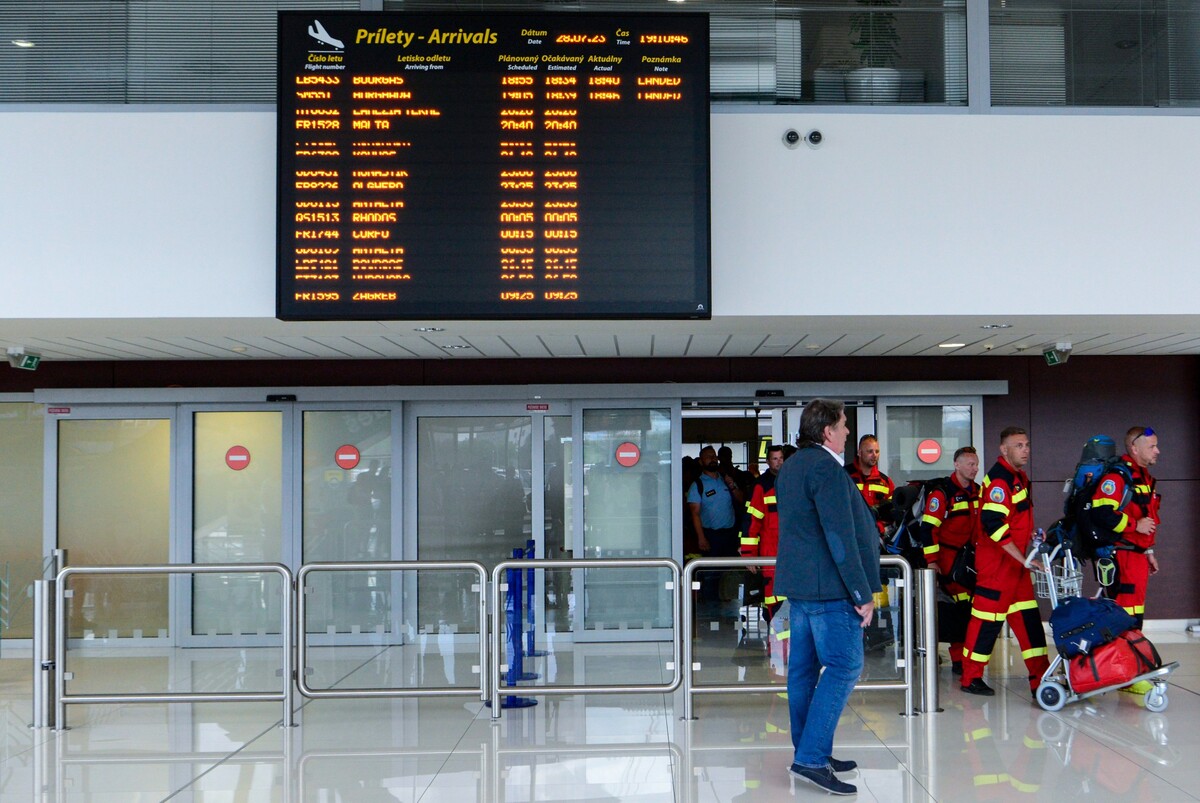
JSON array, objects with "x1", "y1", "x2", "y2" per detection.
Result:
[{"x1": 1068, "y1": 629, "x2": 1162, "y2": 694}]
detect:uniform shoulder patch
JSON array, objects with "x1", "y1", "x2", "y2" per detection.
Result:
[
  {"x1": 989, "y1": 486, "x2": 1007, "y2": 504},
  {"x1": 928, "y1": 497, "x2": 941, "y2": 513},
  {"x1": 1100, "y1": 478, "x2": 1117, "y2": 496}
]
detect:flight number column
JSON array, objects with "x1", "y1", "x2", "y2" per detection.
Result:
[{"x1": 291, "y1": 74, "x2": 344, "y2": 305}]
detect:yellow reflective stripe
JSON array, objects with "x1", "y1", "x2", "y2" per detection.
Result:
[
  {"x1": 952, "y1": 592, "x2": 972, "y2": 602},
  {"x1": 971, "y1": 608, "x2": 1005, "y2": 622},
  {"x1": 1012, "y1": 487, "x2": 1028, "y2": 504},
  {"x1": 1115, "y1": 512, "x2": 1130, "y2": 531},
  {"x1": 1092, "y1": 498, "x2": 1120, "y2": 508},
  {"x1": 1010, "y1": 779, "x2": 1040, "y2": 793},
  {"x1": 983, "y1": 476, "x2": 994, "y2": 488},
  {"x1": 982, "y1": 502, "x2": 1009, "y2": 515},
  {"x1": 969, "y1": 727, "x2": 992, "y2": 741},
  {"x1": 741, "y1": 536, "x2": 759, "y2": 546},
  {"x1": 1022, "y1": 647, "x2": 1048, "y2": 660},
  {"x1": 967, "y1": 649, "x2": 992, "y2": 662},
  {"x1": 1023, "y1": 736, "x2": 1044, "y2": 750},
  {"x1": 1124, "y1": 605, "x2": 1144, "y2": 615},
  {"x1": 922, "y1": 514, "x2": 944, "y2": 526},
  {"x1": 974, "y1": 773, "x2": 1009, "y2": 787},
  {"x1": 763, "y1": 495, "x2": 776, "y2": 504},
  {"x1": 1135, "y1": 484, "x2": 1152, "y2": 494},
  {"x1": 776, "y1": 629, "x2": 790, "y2": 640},
  {"x1": 923, "y1": 545, "x2": 940, "y2": 556},
  {"x1": 989, "y1": 523, "x2": 1010, "y2": 542},
  {"x1": 950, "y1": 501, "x2": 969, "y2": 512},
  {"x1": 765, "y1": 722, "x2": 783, "y2": 734},
  {"x1": 747, "y1": 507, "x2": 765, "y2": 520},
  {"x1": 855, "y1": 482, "x2": 865, "y2": 491},
  {"x1": 867, "y1": 484, "x2": 890, "y2": 494},
  {"x1": 764, "y1": 595, "x2": 783, "y2": 605},
  {"x1": 1009, "y1": 600, "x2": 1038, "y2": 613}
]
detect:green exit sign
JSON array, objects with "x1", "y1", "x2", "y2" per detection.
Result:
[{"x1": 14, "y1": 354, "x2": 40, "y2": 371}]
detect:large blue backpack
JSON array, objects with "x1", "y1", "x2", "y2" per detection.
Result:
[{"x1": 1056, "y1": 435, "x2": 1133, "y2": 561}]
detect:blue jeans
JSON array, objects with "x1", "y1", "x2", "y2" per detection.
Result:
[{"x1": 787, "y1": 598, "x2": 864, "y2": 769}]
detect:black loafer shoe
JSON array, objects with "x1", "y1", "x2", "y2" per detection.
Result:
[
  {"x1": 790, "y1": 764, "x2": 857, "y2": 795},
  {"x1": 961, "y1": 678, "x2": 995, "y2": 696},
  {"x1": 828, "y1": 756, "x2": 858, "y2": 773}
]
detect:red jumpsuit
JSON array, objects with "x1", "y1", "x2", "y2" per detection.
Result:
[
  {"x1": 1091, "y1": 455, "x2": 1159, "y2": 628},
  {"x1": 740, "y1": 471, "x2": 781, "y2": 608},
  {"x1": 961, "y1": 457, "x2": 1050, "y2": 691},
  {"x1": 846, "y1": 460, "x2": 895, "y2": 534},
  {"x1": 920, "y1": 474, "x2": 980, "y2": 667}
]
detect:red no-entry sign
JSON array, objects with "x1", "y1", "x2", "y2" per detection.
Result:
[
  {"x1": 615, "y1": 442, "x2": 641, "y2": 468},
  {"x1": 917, "y1": 439, "x2": 942, "y2": 464},
  {"x1": 225, "y1": 445, "x2": 251, "y2": 471},
  {"x1": 335, "y1": 444, "x2": 361, "y2": 470}
]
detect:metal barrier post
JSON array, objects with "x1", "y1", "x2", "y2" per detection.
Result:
[
  {"x1": 916, "y1": 568, "x2": 941, "y2": 714},
  {"x1": 52, "y1": 549, "x2": 68, "y2": 576},
  {"x1": 30, "y1": 579, "x2": 54, "y2": 728}
]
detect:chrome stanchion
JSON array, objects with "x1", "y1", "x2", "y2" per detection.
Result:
[
  {"x1": 916, "y1": 568, "x2": 941, "y2": 714},
  {"x1": 30, "y1": 579, "x2": 54, "y2": 729}
]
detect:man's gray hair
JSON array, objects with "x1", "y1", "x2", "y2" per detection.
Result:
[{"x1": 797, "y1": 399, "x2": 845, "y2": 449}]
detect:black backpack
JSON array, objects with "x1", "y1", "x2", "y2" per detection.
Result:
[
  {"x1": 882, "y1": 477, "x2": 955, "y2": 567},
  {"x1": 1054, "y1": 435, "x2": 1133, "y2": 561}
]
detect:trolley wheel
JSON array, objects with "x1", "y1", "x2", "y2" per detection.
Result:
[
  {"x1": 1037, "y1": 681, "x2": 1067, "y2": 712},
  {"x1": 1036, "y1": 712, "x2": 1069, "y2": 744},
  {"x1": 1144, "y1": 689, "x2": 1168, "y2": 713}
]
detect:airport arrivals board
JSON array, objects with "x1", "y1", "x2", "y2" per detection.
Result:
[{"x1": 276, "y1": 12, "x2": 710, "y2": 321}]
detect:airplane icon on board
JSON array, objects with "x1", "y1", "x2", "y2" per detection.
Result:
[{"x1": 308, "y1": 20, "x2": 344, "y2": 50}]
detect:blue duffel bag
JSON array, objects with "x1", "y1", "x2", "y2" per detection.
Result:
[{"x1": 1049, "y1": 595, "x2": 1137, "y2": 657}]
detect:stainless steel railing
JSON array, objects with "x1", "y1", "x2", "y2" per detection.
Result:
[
  {"x1": 681, "y1": 555, "x2": 915, "y2": 720},
  {"x1": 296, "y1": 560, "x2": 489, "y2": 701},
  {"x1": 54, "y1": 563, "x2": 294, "y2": 731},
  {"x1": 488, "y1": 557, "x2": 683, "y2": 720}
]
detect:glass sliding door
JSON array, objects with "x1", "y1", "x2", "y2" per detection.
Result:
[
  {"x1": 0, "y1": 401, "x2": 44, "y2": 640},
  {"x1": 190, "y1": 410, "x2": 284, "y2": 638},
  {"x1": 54, "y1": 411, "x2": 173, "y2": 640},
  {"x1": 410, "y1": 409, "x2": 534, "y2": 634},
  {"x1": 578, "y1": 405, "x2": 676, "y2": 636},
  {"x1": 301, "y1": 408, "x2": 397, "y2": 638}
]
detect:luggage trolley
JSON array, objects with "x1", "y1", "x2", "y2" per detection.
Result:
[{"x1": 1028, "y1": 542, "x2": 1178, "y2": 713}]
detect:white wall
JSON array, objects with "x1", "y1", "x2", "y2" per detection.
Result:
[{"x1": 2, "y1": 109, "x2": 1198, "y2": 320}]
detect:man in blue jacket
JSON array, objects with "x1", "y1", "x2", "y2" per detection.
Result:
[{"x1": 774, "y1": 398, "x2": 881, "y2": 796}]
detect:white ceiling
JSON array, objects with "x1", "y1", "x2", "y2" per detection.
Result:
[{"x1": 2, "y1": 315, "x2": 1198, "y2": 362}]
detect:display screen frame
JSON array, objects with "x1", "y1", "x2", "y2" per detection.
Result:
[{"x1": 276, "y1": 10, "x2": 711, "y2": 322}]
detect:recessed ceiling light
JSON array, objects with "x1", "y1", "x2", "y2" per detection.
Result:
[
  {"x1": 804, "y1": 344, "x2": 822, "y2": 350},
  {"x1": 11, "y1": 40, "x2": 35, "y2": 48},
  {"x1": 979, "y1": 323, "x2": 1012, "y2": 330},
  {"x1": 939, "y1": 343, "x2": 966, "y2": 348},
  {"x1": 230, "y1": 346, "x2": 248, "y2": 353},
  {"x1": 441, "y1": 344, "x2": 470, "y2": 350},
  {"x1": 414, "y1": 326, "x2": 445, "y2": 332}
]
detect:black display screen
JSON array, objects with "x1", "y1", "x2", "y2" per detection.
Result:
[{"x1": 276, "y1": 11, "x2": 710, "y2": 321}]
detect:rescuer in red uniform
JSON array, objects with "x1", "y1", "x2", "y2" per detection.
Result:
[
  {"x1": 846, "y1": 434, "x2": 895, "y2": 535},
  {"x1": 1090, "y1": 426, "x2": 1161, "y2": 630},
  {"x1": 919, "y1": 445, "x2": 982, "y2": 676},
  {"x1": 741, "y1": 444, "x2": 786, "y2": 616},
  {"x1": 960, "y1": 427, "x2": 1050, "y2": 697}
]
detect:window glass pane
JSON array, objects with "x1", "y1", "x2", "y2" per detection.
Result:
[
  {"x1": 303, "y1": 410, "x2": 393, "y2": 635},
  {"x1": 990, "y1": 1, "x2": 1200, "y2": 107},
  {"x1": 0, "y1": 403, "x2": 44, "y2": 639},
  {"x1": 192, "y1": 411, "x2": 282, "y2": 636},
  {"x1": 58, "y1": 418, "x2": 170, "y2": 639}
]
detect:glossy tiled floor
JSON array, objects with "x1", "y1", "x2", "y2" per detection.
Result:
[{"x1": 1, "y1": 626, "x2": 1198, "y2": 801}]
